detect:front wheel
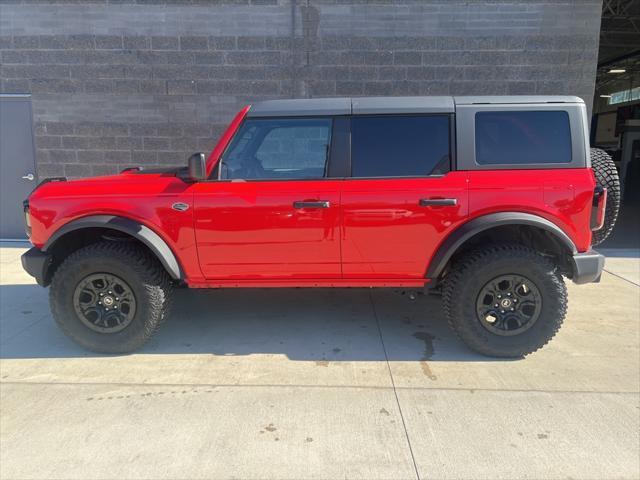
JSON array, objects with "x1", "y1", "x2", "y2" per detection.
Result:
[
  {"x1": 50, "y1": 241, "x2": 173, "y2": 353},
  {"x1": 443, "y1": 244, "x2": 567, "y2": 357}
]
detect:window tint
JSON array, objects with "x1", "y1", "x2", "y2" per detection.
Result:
[
  {"x1": 351, "y1": 115, "x2": 450, "y2": 177},
  {"x1": 475, "y1": 111, "x2": 572, "y2": 165},
  {"x1": 220, "y1": 118, "x2": 332, "y2": 180}
]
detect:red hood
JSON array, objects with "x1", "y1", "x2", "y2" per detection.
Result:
[
  {"x1": 27, "y1": 169, "x2": 194, "y2": 248},
  {"x1": 29, "y1": 169, "x2": 186, "y2": 200}
]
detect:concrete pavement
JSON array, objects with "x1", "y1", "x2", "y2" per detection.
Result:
[{"x1": 1, "y1": 243, "x2": 639, "y2": 479}]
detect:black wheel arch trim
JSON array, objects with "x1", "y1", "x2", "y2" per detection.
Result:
[
  {"x1": 426, "y1": 212, "x2": 578, "y2": 280},
  {"x1": 43, "y1": 215, "x2": 184, "y2": 281}
]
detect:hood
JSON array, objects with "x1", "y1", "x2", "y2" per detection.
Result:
[{"x1": 28, "y1": 166, "x2": 189, "y2": 202}]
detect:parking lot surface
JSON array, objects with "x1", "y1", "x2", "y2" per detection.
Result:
[{"x1": 1, "y1": 243, "x2": 639, "y2": 480}]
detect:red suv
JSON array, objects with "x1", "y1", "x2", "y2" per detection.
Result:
[{"x1": 21, "y1": 96, "x2": 619, "y2": 357}]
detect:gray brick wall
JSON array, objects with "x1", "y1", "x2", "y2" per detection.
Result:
[{"x1": 0, "y1": 0, "x2": 602, "y2": 178}]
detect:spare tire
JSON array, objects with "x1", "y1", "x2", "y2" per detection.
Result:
[{"x1": 591, "y1": 148, "x2": 621, "y2": 246}]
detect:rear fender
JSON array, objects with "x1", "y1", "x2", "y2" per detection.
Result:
[{"x1": 426, "y1": 212, "x2": 577, "y2": 280}]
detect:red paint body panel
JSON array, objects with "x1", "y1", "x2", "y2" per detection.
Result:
[
  {"x1": 28, "y1": 173, "x2": 204, "y2": 282},
  {"x1": 192, "y1": 180, "x2": 341, "y2": 279},
  {"x1": 27, "y1": 106, "x2": 597, "y2": 288},
  {"x1": 189, "y1": 278, "x2": 430, "y2": 288},
  {"x1": 341, "y1": 173, "x2": 469, "y2": 278},
  {"x1": 464, "y1": 169, "x2": 595, "y2": 252}
]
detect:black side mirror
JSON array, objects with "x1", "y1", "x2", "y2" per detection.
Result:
[{"x1": 187, "y1": 152, "x2": 206, "y2": 181}]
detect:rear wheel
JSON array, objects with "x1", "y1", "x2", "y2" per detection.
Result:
[
  {"x1": 591, "y1": 148, "x2": 620, "y2": 246},
  {"x1": 443, "y1": 244, "x2": 567, "y2": 357},
  {"x1": 50, "y1": 241, "x2": 173, "y2": 353}
]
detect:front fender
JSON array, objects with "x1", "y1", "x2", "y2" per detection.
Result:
[{"x1": 43, "y1": 215, "x2": 184, "y2": 280}]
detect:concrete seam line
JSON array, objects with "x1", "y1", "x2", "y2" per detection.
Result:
[
  {"x1": 1, "y1": 382, "x2": 638, "y2": 396},
  {"x1": 369, "y1": 290, "x2": 421, "y2": 480},
  {"x1": 603, "y1": 269, "x2": 640, "y2": 287}
]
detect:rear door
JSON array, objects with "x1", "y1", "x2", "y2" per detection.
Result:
[
  {"x1": 341, "y1": 114, "x2": 468, "y2": 280},
  {"x1": 193, "y1": 117, "x2": 342, "y2": 280}
]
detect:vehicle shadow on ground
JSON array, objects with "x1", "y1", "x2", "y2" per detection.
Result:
[{"x1": 0, "y1": 284, "x2": 504, "y2": 362}]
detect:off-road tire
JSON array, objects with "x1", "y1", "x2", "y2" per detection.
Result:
[
  {"x1": 591, "y1": 148, "x2": 620, "y2": 246},
  {"x1": 50, "y1": 241, "x2": 173, "y2": 353},
  {"x1": 443, "y1": 244, "x2": 567, "y2": 358}
]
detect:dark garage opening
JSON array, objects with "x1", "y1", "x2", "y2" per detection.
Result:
[{"x1": 593, "y1": 0, "x2": 640, "y2": 249}]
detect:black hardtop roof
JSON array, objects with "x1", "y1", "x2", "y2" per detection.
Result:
[{"x1": 247, "y1": 95, "x2": 584, "y2": 118}]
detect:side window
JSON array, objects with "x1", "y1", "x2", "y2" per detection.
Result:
[
  {"x1": 475, "y1": 111, "x2": 572, "y2": 165},
  {"x1": 351, "y1": 115, "x2": 451, "y2": 178},
  {"x1": 219, "y1": 118, "x2": 332, "y2": 180}
]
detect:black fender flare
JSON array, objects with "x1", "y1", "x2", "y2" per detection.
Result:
[
  {"x1": 426, "y1": 212, "x2": 577, "y2": 280},
  {"x1": 44, "y1": 215, "x2": 183, "y2": 280}
]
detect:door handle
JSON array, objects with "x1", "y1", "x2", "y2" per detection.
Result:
[
  {"x1": 419, "y1": 198, "x2": 457, "y2": 207},
  {"x1": 293, "y1": 200, "x2": 330, "y2": 209},
  {"x1": 21, "y1": 173, "x2": 35, "y2": 181}
]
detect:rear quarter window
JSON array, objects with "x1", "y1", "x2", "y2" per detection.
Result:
[{"x1": 475, "y1": 111, "x2": 572, "y2": 165}]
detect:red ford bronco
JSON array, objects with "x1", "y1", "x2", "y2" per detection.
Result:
[{"x1": 21, "y1": 96, "x2": 620, "y2": 357}]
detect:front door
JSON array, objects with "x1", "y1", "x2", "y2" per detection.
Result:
[
  {"x1": 341, "y1": 114, "x2": 468, "y2": 279},
  {"x1": 193, "y1": 116, "x2": 341, "y2": 280},
  {"x1": 0, "y1": 95, "x2": 38, "y2": 239}
]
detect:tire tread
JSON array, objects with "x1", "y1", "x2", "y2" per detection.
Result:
[
  {"x1": 443, "y1": 244, "x2": 567, "y2": 357},
  {"x1": 591, "y1": 148, "x2": 621, "y2": 246},
  {"x1": 50, "y1": 241, "x2": 173, "y2": 353}
]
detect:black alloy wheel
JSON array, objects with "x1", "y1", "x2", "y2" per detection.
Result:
[
  {"x1": 475, "y1": 274, "x2": 542, "y2": 337},
  {"x1": 73, "y1": 273, "x2": 137, "y2": 333}
]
